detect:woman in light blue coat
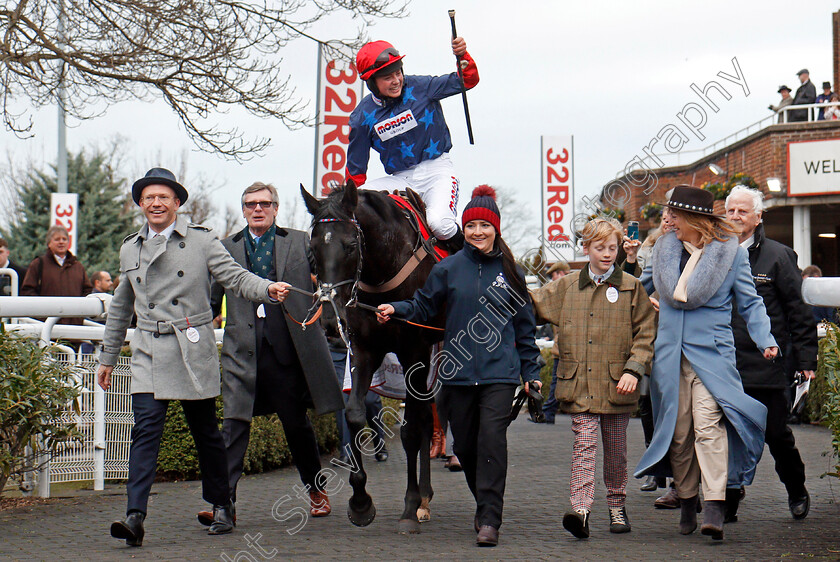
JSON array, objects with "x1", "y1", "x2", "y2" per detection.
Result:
[{"x1": 634, "y1": 186, "x2": 778, "y2": 541}]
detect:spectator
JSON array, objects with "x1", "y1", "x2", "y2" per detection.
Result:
[
  {"x1": 802, "y1": 265, "x2": 839, "y2": 324},
  {"x1": 91, "y1": 271, "x2": 114, "y2": 293},
  {"x1": 725, "y1": 186, "x2": 817, "y2": 522},
  {"x1": 539, "y1": 260, "x2": 571, "y2": 424},
  {"x1": 768, "y1": 85, "x2": 793, "y2": 123},
  {"x1": 790, "y1": 69, "x2": 816, "y2": 122},
  {"x1": 21, "y1": 225, "x2": 93, "y2": 325},
  {"x1": 816, "y1": 81, "x2": 833, "y2": 120},
  {"x1": 634, "y1": 185, "x2": 777, "y2": 541},
  {"x1": 0, "y1": 238, "x2": 28, "y2": 296},
  {"x1": 531, "y1": 218, "x2": 656, "y2": 538},
  {"x1": 823, "y1": 93, "x2": 840, "y2": 121}
]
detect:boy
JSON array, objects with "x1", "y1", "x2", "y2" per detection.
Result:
[{"x1": 531, "y1": 217, "x2": 656, "y2": 538}]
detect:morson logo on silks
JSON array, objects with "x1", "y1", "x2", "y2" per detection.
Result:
[{"x1": 375, "y1": 109, "x2": 417, "y2": 141}]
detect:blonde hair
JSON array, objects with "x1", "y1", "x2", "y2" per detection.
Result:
[
  {"x1": 581, "y1": 217, "x2": 623, "y2": 248},
  {"x1": 670, "y1": 209, "x2": 739, "y2": 246}
]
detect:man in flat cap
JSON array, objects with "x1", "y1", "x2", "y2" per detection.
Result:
[
  {"x1": 769, "y1": 85, "x2": 793, "y2": 123},
  {"x1": 97, "y1": 168, "x2": 290, "y2": 547},
  {"x1": 791, "y1": 69, "x2": 816, "y2": 122}
]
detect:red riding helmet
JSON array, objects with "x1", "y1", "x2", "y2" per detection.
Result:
[{"x1": 357, "y1": 41, "x2": 405, "y2": 80}]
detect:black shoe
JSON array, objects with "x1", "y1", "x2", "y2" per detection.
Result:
[
  {"x1": 640, "y1": 475, "x2": 658, "y2": 491},
  {"x1": 543, "y1": 416, "x2": 555, "y2": 424},
  {"x1": 789, "y1": 488, "x2": 810, "y2": 520},
  {"x1": 375, "y1": 449, "x2": 389, "y2": 462},
  {"x1": 609, "y1": 506, "x2": 631, "y2": 533},
  {"x1": 110, "y1": 511, "x2": 145, "y2": 547},
  {"x1": 724, "y1": 487, "x2": 741, "y2": 523},
  {"x1": 700, "y1": 501, "x2": 725, "y2": 540},
  {"x1": 562, "y1": 509, "x2": 590, "y2": 539},
  {"x1": 208, "y1": 504, "x2": 235, "y2": 535}
]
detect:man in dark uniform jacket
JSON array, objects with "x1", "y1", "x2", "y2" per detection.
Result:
[
  {"x1": 725, "y1": 186, "x2": 817, "y2": 521},
  {"x1": 200, "y1": 182, "x2": 344, "y2": 525}
]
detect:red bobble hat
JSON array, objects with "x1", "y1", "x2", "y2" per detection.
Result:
[
  {"x1": 462, "y1": 185, "x2": 501, "y2": 234},
  {"x1": 356, "y1": 41, "x2": 406, "y2": 80}
]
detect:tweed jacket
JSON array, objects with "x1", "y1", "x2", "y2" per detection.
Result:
[
  {"x1": 213, "y1": 227, "x2": 344, "y2": 421},
  {"x1": 100, "y1": 216, "x2": 274, "y2": 400},
  {"x1": 531, "y1": 267, "x2": 656, "y2": 414}
]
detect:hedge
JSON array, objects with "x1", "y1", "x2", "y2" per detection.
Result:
[{"x1": 156, "y1": 397, "x2": 340, "y2": 481}]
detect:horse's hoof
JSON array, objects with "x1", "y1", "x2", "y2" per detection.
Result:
[
  {"x1": 417, "y1": 498, "x2": 431, "y2": 523},
  {"x1": 398, "y1": 518, "x2": 421, "y2": 534},
  {"x1": 347, "y1": 500, "x2": 376, "y2": 527}
]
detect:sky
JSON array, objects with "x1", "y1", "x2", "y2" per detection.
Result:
[{"x1": 1, "y1": 0, "x2": 837, "y2": 243}]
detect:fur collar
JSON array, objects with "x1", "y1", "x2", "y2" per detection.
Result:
[{"x1": 652, "y1": 231, "x2": 738, "y2": 310}]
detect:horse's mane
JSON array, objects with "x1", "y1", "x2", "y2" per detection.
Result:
[{"x1": 310, "y1": 186, "x2": 404, "y2": 226}]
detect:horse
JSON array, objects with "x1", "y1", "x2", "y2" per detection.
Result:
[{"x1": 301, "y1": 180, "x2": 444, "y2": 534}]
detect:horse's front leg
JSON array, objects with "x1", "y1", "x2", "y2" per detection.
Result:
[
  {"x1": 397, "y1": 351, "x2": 433, "y2": 534},
  {"x1": 343, "y1": 348, "x2": 380, "y2": 527}
]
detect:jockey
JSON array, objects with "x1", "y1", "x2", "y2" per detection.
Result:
[{"x1": 346, "y1": 37, "x2": 479, "y2": 251}]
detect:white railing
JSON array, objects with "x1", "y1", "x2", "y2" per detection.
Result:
[
  {"x1": 0, "y1": 267, "x2": 20, "y2": 298},
  {"x1": 632, "y1": 102, "x2": 840, "y2": 171},
  {"x1": 0, "y1": 295, "x2": 223, "y2": 497}
]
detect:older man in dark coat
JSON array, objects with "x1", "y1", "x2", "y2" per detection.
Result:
[
  {"x1": 200, "y1": 182, "x2": 343, "y2": 525},
  {"x1": 790, "y1": 68, "x2": 817, "y2": 122},
  {"x1": 725, "y1": 186, "x2": 818, "y2": 521}
]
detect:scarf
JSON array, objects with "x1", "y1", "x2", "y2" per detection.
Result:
[
  {"x1": 673, "y1": 242, "x2": 702, "y2": 302},
  {"x1": 652, "y1": 231, "x2": 738, "y2": 310},
  {"x1": 243, "y1": 224, "x2": 276, "y2": 279}
]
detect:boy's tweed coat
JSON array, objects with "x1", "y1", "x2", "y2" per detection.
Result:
[{"x1": 530, "y1": 267, "x2": 656, "y2": 414}]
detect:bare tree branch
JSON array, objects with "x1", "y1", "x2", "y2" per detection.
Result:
[{"x1": 0, "y1": 0, "x2": 408, "y2": 158}]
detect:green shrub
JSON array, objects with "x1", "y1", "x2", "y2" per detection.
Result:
[
  {"x1": 0, "y1": 327, "x2": 83, "y2": 495},
  {"x1": 156, "y1": 397, "x2": 340, "y2": 480},
  {"x1": 816, "y1": 322, "x2": 840, "y2": 478}
]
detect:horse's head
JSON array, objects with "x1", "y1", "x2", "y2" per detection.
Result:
[{"x1": 301, "y1": 180, "x2": 362, "y2": 327}]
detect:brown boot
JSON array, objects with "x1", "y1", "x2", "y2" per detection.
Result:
[{"x1": 429, "y1": 404, "x2": 443, "y2": 459}]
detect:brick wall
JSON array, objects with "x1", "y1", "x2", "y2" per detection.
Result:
[{"x1": 602, "y1": 121, "x2": 840, "y2": 223}]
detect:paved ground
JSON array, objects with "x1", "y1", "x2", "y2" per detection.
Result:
[{"x1": 1, "y1": 416, "x2": 839, "y2": 561}]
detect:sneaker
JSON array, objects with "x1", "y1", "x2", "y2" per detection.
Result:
[
  {"x1": 609, "y1": 506, "x2": 631, "y2": 533},
  {"x1": 562, "y1": 509, "x2": 590, "y2": 539}
]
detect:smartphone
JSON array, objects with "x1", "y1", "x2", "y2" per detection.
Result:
[{"x1": 628, "y1": 221, "x2": 640, "y2": 240}]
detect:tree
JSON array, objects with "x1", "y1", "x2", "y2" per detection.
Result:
[
  {"x1": 0, "y1": 149, "x2": 139, "y2": 274},
  {"x1": 0, "y1": 0, "x2": 407, "y2": 159}
]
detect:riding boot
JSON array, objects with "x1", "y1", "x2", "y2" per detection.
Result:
[{"x1": 429, "y1": 404, "x2": 443, "y2": 459}]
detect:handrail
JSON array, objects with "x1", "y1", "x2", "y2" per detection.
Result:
[
  {"x1": 632, "y1": 102, "x2": 840, "y2": 171},
  {"x1": 0, "y1": 295, "x2": 107, "y2": 318},
  {"x1": 0, "y1": 267, "x2": 20, "y2": 297}
]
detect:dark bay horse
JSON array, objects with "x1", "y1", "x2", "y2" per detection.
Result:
[{"x1": 301, "y1": 180, "x2": 442, "y2": 533}]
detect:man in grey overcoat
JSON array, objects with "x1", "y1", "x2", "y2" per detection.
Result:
[
  {"x1": 97, "y1": 168, "x2": 290, "y2": 547},
  {"x1": 198, "y1": 181, "x2": 343, "y2": 525}
]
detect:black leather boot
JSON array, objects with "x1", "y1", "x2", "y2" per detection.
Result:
[
  {"x1": 208, "y1": 503, "x2": 235, "y2": 535},
  {"x1": 438, "y1": 228, "x2": 464, "y2": 254},
  {"x1": 724, "y1": 487, "x2": 741, "y2": 523},
  {"x1": 110, "y1": 511, "x2": 145, "y2": 547}
]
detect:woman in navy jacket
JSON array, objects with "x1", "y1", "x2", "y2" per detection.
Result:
[{"x1": 378, "y1": 186, "x2": 541, "y2": 547}]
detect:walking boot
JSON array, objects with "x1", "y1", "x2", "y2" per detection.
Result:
[
  {"x1": 700, "y1": 500, "x2": 725, "y2": 540},
  {"x1": 110, "y1": 511, "x2": 145, "y2": 547},
  {"x1": 788, "y1": 487, "x2": 810, "y2": 520},
  {"x1": 679, "y1": 496, "x2": 698, "y2": 535},
  {"x1": 208, "y1": 503, "x2": 235, "y2": 535},
  {"x1": 562, "y1": 509, "x2": 590, "y2": 539},
  {"x1": 724, "y1": 487, "x2": 741, "y2": 523}
]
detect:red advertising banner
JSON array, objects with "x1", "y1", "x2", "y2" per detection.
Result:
[
  {"x1": 50, "y1": 193, "x2": 79, "y2": 256},
  {"x1": 313, "y1": 45, "x2": 362, "y2": 197},
  {"x1": 540, "y1": 135, "x2": 575, "y2": 261}
]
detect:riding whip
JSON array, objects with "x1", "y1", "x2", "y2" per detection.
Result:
[{"x1": 448, "y1": 10, "x2": 475, "y2": 145}]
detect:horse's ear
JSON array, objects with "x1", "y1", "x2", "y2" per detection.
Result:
[
  {"x1": 300, "y1": 184, "x2": 320, "y2": 216},
  {"x1": 341, "y1": 178, "x2": 358, "y2": 211}
]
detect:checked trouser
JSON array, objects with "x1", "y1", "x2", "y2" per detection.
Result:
[{"x1": 570, "y1": 413, "x2": 630, "y2": 511}]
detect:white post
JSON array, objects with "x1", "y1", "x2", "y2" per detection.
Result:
[
  {"x1": 93, "y1": 383, "x2": 106, "y2": 491},
  {"x1": 792, "y1": 206, "x2": 812, "y2": 269},
  {"x1": 37, "y1": 442, "x2": 50, "y2": 498}
]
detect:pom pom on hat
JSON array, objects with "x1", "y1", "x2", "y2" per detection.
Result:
[{"x1": 462, "y1": 184, "x2": 501, "y2": 234}]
